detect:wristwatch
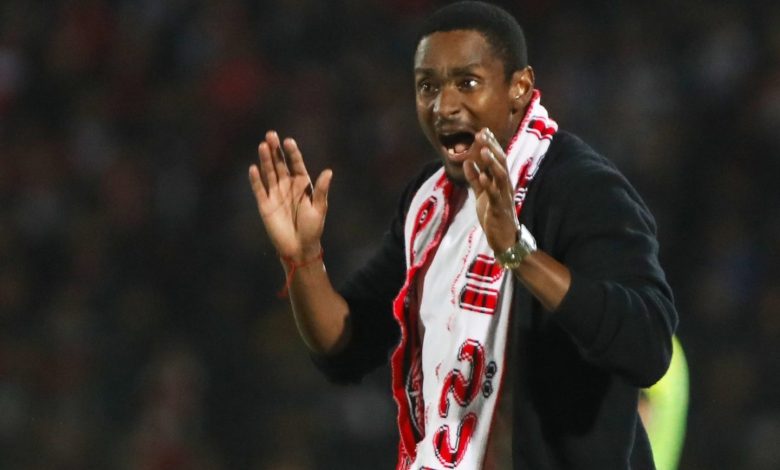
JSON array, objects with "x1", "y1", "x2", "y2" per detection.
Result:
[{"x1": 495, "y1": 224, "x2": 537, "y2": 270}]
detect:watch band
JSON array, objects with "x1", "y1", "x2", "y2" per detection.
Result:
[{"x1": 495, "y1": 224, "x2": 537, "y2": 270}]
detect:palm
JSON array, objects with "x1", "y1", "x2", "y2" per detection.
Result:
[{"x1": 260, "y1": 176, "x2": 317, "y2": 248}]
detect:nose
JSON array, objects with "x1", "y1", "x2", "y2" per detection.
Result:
[{"x1": 433, "y1": 85, "x2": 461, "y2": 119}]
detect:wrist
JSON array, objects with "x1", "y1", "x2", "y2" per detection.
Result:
[
  {"x1": 493, "y1": 224, "x2": 520, "y2": 254},
  {"x1": 487, "y1": 213, "x2": 521, "y2": 254},
  {"x1": 280, "y1": 242, "x2": 323, "y2": 266},
  {"x1": 277, "y1": 247, "x2": 324, "y2": 298},
  {"x1": 494, "y1": 224, "x2": 537, "y2": 270}
]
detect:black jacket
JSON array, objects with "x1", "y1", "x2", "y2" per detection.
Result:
[{"x1": 315, "y1": 130, "x2": 678, "y2": 469}]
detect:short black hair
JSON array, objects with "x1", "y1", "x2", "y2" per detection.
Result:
[
  {"x1": 416, "y1": 1, "x2": 527, "y2": 81},
  {"x1": 415, "y1": 1, "x2": 528, "y2": 80}
]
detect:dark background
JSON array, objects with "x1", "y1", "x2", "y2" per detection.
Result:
[{"x1": 0, "y1": 0, "x2": 778, "y2": 468}]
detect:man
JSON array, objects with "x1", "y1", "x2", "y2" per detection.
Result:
[{"x1": 248, "y1": 2, "x2": 677, "y2": 469}]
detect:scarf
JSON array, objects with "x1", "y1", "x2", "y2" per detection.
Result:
[{"x1": 391, "y1": 91, "x2": 557, "y2": 469}]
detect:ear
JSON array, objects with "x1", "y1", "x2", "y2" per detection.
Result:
[{"x1": 509, "y1": 66, "x2": 535, "y2": 114}]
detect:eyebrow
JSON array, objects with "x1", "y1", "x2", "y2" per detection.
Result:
[{"x1": 414, "y1": 63, "x2": 483, "y2": 76}]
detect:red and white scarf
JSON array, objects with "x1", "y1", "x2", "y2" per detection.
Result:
[{"x1": 391, "y1": 91, "x2": 557, "y2": 469}]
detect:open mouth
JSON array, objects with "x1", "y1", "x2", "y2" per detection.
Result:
[{"x1": 439, "y1": 131, "x2": 475, "y2": 157}]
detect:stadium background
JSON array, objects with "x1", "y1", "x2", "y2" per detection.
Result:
[{"x1": 0, "y1": 0, "x2": 778, "y2": 468}]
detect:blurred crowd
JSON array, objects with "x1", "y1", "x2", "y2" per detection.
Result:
[{"x1": 0, "y1": 0, "x2": 778, "y2": 468}]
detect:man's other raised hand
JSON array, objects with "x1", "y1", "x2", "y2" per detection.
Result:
[{"x1": 248, "y1": 130, "x2": 333, "y2": 263}]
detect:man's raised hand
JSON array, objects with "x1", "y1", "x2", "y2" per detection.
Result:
[
  {"x1": 248, "y1": 130, "x2": 333, "y2": 263},
  {"x1": 463, "y1": 128, "x2": 518, "y2": 254}
]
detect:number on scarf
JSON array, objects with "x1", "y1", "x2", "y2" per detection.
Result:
[
  {"x1": 432, "y1": 412, "x2": 477, "y2": 469},
  {"x1": 438, "y1": 339, "x2": 485, "y2": 417},
  {"x1": 434, "y1": 339, "x2": 485, "y2": 467}
]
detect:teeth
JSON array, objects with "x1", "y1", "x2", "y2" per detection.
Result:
[{"x1": 448, "y1": 148, "x2": 455, "y2": 155}]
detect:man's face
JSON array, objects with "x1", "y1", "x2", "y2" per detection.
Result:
[{"x1": 414, "y1": 30, "x2": 523, "y2": 183}]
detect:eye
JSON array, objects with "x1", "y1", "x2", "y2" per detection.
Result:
[
  {"x1": 417, "y1": 80, "x2": 438, "y2": 96},
  {"x1": 458, "y1": 78, "x2": 479, "y2": 91}
]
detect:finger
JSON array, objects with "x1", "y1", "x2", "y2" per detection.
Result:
[
  {"x1": 473, "y1": 147, "x2": 503, "y2": 197},
  {"x1": 312, "y1": 169, "x2": 333, "y2": 213},
  {"x1": 248, "y1": 164, "x2": 268, "y2": 205},
  {"x1": 480, "y1": 127, "x2": 504, "y2": 154},
  {"x1": 480, "y1": 147, "x2": 509, "y2": 191},
  {"x1": 266, "y1": 130, "x2": 290, "y2": 180},
  {"x1": 482, "y1": 169, "x2": 503, "y2": 202},
  {"x1": 478, "y1": 171, "x2": 508, "y2": 216},
  {"x1": 284, "y1": 137, "x2": 310, "y2": 178},
  {"x1": 479, "y1": 163, "x2": 515, "y2": 226},
  {"x1": 477, "y1": 128, "x2": 508, "y2": 167},
  {"x1": 258, "y1": 141, "x2": 278, "y2": 190},
  {"x1": 479, "y1": 171, "x2": 494, "y2": 195},
  {"x1": 476, "y1": 128, "x2": 512, "y2": 191},
  {"x1": 464, "y1": 160, "x2": 486, "y2": 195},
  {"x1": 255, "y1": 140, "x2": 269, "y2": 189}
]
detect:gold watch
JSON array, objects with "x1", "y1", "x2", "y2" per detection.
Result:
[{"x1": 495, "y1": 224, "x2": 537, "y2": 270}]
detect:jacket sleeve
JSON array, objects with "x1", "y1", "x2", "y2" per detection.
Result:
[
  {"x1": 311, "y1": 161, "x2": 442, "y2": 384},
  {"x1": 544, "y1": 152, "x2": 678, "y2": 388}
]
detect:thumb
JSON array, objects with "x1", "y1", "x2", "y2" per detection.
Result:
[{"x1": 312, "y1": 169, "x2": 333, "y2": 212}]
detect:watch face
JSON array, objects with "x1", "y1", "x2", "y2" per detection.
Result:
[
  {"x1": 497, "y1": 224, "x2": 536, "y2": 269},
  {"x1": 497, "y1": 249, "x2": 521, "y2": 270}
]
